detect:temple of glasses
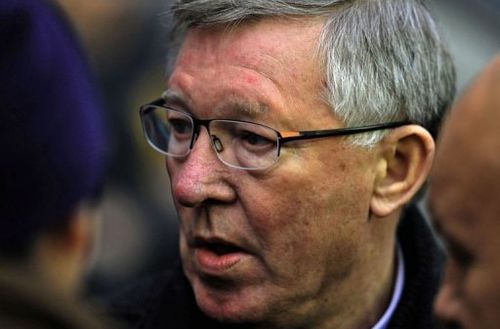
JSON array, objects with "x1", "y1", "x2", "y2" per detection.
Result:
[{"x1": 139, "y1": 98, "x2": 411, "y2": 170}]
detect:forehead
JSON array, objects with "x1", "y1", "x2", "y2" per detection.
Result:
[
  {"x1": 168, "y1": 18, "x2": 327, "y2": 120},
  {"x1": 176, "y1": 18, "x2": 323, "y2": 75}
]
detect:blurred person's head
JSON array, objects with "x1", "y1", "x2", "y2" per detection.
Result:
[
  {"x1": 140, "y1": 0, "x2": 455, "y2": 328},
  {"x1": 429, "y1": 55, "x2": 500, "y2": 329},
  {"x1": 0, "y1": 0, "x2": 108, "y2": 295}
]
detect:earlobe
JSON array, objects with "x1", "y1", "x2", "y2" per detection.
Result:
[{"x1": 370, "y1": 125, "x2": 435, "y2": 217}]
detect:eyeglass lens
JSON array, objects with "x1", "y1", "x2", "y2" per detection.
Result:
[{"x1": 141, "y1": 106, "x2": 280, "y2": 170}]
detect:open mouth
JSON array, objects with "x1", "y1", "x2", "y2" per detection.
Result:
[
  {"x1": 192, "y1": 237, "x2": 247, "y2": 272},
  {"x1": 195, "y1": 238, "x2": 244, "y2": 256}
]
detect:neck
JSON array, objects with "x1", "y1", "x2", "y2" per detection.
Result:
[
  {"x1": 323, "y1": 245, "x2": 397, "y2": 329},
  {"x1": 251, "y1": 237, "x2": 398, "y2": 329},
  {"x1": 320, "y1": 225, "x2": 399, "y2": 329}
]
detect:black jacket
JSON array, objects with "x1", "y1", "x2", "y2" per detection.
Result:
[{"x1": 109, "y1": 203, "x2": 444, "y2": 329}]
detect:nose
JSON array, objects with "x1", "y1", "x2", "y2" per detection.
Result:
[
  {"x1": 434, "y1": 263, "x2": 462, "y2": 325},
  {"x1": 167, "y1": 128, "x2": 236, "y2": 208}
]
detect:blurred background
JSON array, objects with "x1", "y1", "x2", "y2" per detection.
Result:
[
  {"x1": 51, "y1": 0, "x2": 499, "y2": 299},
  {"x1": 53, "y1": 0, "x2": 179, "y2": 299}
]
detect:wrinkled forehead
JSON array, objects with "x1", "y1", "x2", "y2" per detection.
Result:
[
  {"x1": 167, "y1": 18, "x2": 328, "y2": 122},
  {"x1": 169, "y1": 17, "x2": 325, "y2": 76}
]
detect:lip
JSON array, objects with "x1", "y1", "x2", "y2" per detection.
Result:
[{"x1": 191, "y1": 237, "x2": 250, "y2": 274}]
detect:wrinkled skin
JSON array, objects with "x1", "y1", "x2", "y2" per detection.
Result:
[{"x1": 166, "y1": 18, "x2": 400, "y2": 329}]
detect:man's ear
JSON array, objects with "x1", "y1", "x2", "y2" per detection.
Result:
[{"x1": 370, "y1": 125, "x2": 435, "y2": 217}]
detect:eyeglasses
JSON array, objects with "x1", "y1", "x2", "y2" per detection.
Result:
[{"x1": 139, "y1": 98, "x2": 410, "y2": 170}]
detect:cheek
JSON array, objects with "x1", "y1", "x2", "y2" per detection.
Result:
[{"x1": 240, "y1": 161, "x2": 372, "y2": 278}]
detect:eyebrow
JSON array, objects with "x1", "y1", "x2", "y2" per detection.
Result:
[
  {"x1": 162, "y1": 89, "x2": 269, "y2": 119},
  {"x1": 162, "y1": 89, "x2": 190, "y2": 109},
  {"x1": 214, "y1": 99, "x2": 268, "y2": 119}
]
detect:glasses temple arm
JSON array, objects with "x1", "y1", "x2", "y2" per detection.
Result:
[{"x1": 279, "y1": 121, "x2": 412, "y2": 143}]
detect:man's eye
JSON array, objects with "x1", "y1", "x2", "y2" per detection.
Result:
[
  {"x1": 240, "y1": 131, "x2": 274, "y2": 146},
  {"x1": 170, "y1": 119, "x2": 191, "y2": 135}
]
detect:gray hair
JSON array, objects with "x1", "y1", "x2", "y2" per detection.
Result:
[{"x1": 168, "y1": 0, "x2": 456, "y2": 146}]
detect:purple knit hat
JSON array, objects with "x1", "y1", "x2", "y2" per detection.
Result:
[{"x1": 0, "y1": 0, "x2": 108, "y2": 255}]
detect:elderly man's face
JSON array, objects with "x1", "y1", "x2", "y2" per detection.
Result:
[
  {"x1": 429, "y1": 58, "x2": 500, "y2": 329},
  {"x1": 166, "y1": 19, "x2": 383, "y2": 326}
]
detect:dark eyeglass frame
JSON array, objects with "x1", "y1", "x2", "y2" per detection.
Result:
[{"x1": 140, "y1": 98, "x2": 412, "y2": 167}]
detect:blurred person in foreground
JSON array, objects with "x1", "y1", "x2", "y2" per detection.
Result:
[
  {"x1": 112, "y1": 1, "x2": 456, "y2": 329},
  {"x1": 0, "y1": 0, "x2": 114, "y2": 328},
  {"x1": 428, "y1": 55, "x2": 500, "y2": 329}
]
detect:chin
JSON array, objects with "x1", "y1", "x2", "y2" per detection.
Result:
[{"x1": 190, "y1": 276, "x2": 270, "y2": 325}]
